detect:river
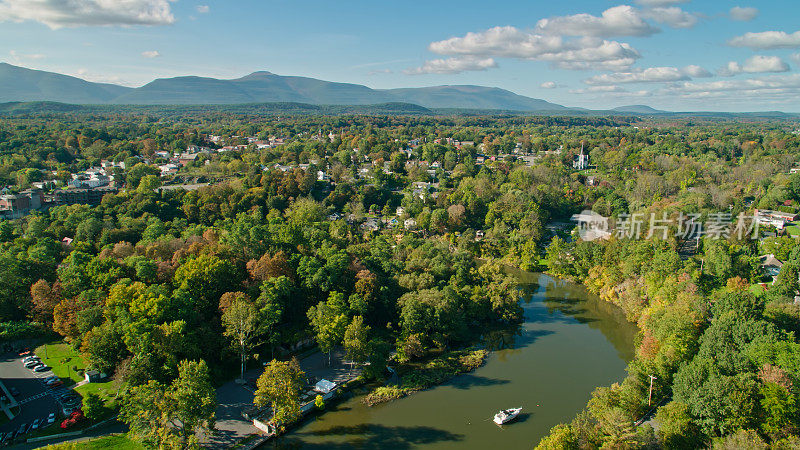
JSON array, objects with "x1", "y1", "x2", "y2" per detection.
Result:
[{"x1": 274, "y1": 272, "x2": 638, "y2": 449}]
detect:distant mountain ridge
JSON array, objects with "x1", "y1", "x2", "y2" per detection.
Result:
[{"x1": 0, "y1": 63, "x2": 568, "y2": 111}]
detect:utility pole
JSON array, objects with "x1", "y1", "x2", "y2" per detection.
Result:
[{"x1": 648, "y1": 375, "x2": 657, "y2": 407}]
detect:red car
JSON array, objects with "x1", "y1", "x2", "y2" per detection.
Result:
[{"x1": 60, "y1": 410, "x2": 84, "y2": 429}]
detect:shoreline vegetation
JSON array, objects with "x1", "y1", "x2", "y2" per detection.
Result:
[{"x1": 363, "y1": 348, "x2": 489, "y2": 406}]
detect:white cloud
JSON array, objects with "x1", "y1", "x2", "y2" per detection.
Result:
[
  {"x1": 666, "y1": 74, "x2": 800, "y2": 97},
  {"x1": 404, "y1": 57, "x2": 497, "y2": 75},
  {"x1": 585, "y1": 67, "x2": 688, "y2": 85},
  {"x1": 534, "y1": 5, "x2": 659, "y2": 38},
  {"x1": 729, "y1": 6, "x2": 758, "y2": 21},
  {"x1": 729, "y1": 31, "x2": 800, "y2": 50},
  {"x1": 427, "y1": 26, "x2": 641, "y2": 72},
  {"x1": 141, "y1": 50, "x2": 160, "y2": 58},
  {"x1": 584, "y1": 65, "x2": 712, "y2": 85},
  {"x1": 642, "y1": 7, "x2": 698, "y2": 29},
  {"x1": 682, "y1": 65, "x2": 713, "y2": 78},
  {"x1": 368, "y1": 69, "x2": 393, "y2": 75},
  {"x1": 570, "y1": 85, "x2": 629, "y2": 94},
  {"x1": 0, "y1": 0, "x2": 175, "y2": 29},
  {"x1": 540, "y1": 81, "x2": 558, "y2": 89},
  {"x1": 718, "y1": 55, "x2": 790, "y2": 76},
  {"x1": 634, "y1": 0, "x2": 688, "y2": 6},
  {"x1": 196, "y1": 5, "x2": 209, "y2": 13},
  {"x1": 9, "y1": 50, "x2": 45, "y2": 61}
]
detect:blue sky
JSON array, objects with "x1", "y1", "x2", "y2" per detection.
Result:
[{"x1": 2, "y1": 0, "x2": 800, "y2": 111}]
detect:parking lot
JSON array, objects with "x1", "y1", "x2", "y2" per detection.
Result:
[{"x1": 0, "y1": 351, "x2": 79, "y2": 444}]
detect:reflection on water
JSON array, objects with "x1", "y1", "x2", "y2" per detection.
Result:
[{"x1": 274, "y1": 272, "x2": 638, "y2": 449}]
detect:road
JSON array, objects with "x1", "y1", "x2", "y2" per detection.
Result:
[{"x1": 0, "y1": 353, "x2": 61, "y2": 442}]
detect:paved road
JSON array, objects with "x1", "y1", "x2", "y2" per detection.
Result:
[{"x1": 0, "y1": 353, "x2": 61, "y2": 443}]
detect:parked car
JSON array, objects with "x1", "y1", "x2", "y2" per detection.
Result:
[
  {"x1": 33, "y1": 365, "x2": 50, "y2": 372},
  {"x1": 30, "y1": 419, "x2": 39, "y2": 431},
  {"x1": 46, "y1": 380, "x2": 63, "y2": 388},
  {"x1": 60, "y1": 410, "x2": 84, "y2": 429},
  {"x1": 9, "y1": 387, "x2": 19, "y2": 396},
  {"x1": 22, "y1": 356, "x2": 39, "y2": 364},
  {"x1": 43, "y1": 375, "x2": 58, "y2": 383},
  {"x1": 24, "y1": 360, "x2": 40, "y2": 369},
  {"x1": 18, "y1": 349, "x2": 30, "y2": 356},
  {"x1": 15, "y1": 423, "x2": 26, "y2": 437},
  {"x1": 47, "y1": 412, "x2": 56, "y2": 425}
]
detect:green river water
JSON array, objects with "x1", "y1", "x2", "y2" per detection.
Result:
[{"x1": 275, "y1": 272, "x2": 638, "y2": 449}]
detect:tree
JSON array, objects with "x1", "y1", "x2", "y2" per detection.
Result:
[
  {"x1": 254, "y1": 358, "x2": 305, "y2": 426},
  {"x1": 315, "y1": 394, "x2": 325, "y2": 410},
  {"x1": 120, "y1": 359, "x2": 216, "y2": 449},
  {"x1": 221, "y1": 295, "x2": 262, "y2": 380},
  {"x1": 30, "y1": 279, "x2": 61, "y2": 324},
  {"x1": 655, "y1": 401, "x2": 700, "y2": 449},
  {"x1": 171, "y1": 360, "x2": 217, "y2": 442},
  {"x1": 307, "y1": 292, "x2": 348, "y2": 365},
  {"x1": 83, "y1": 392, "x2": 104, "y2": 421},
  {"x1": 343, "y1": 315, "x2": 370, "y2": 372}
]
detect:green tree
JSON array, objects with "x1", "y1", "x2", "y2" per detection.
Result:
[
  {"x1": 254, "y1": 358, "x2": 305, "y2": 426},
  {"x1": 307, "y1": 292, "x2": 348, "y2": 365},
  {"x1": 83, "y1": 392, "x2": 105, "y2": 421},
  {"x1": 343, "y1": 315, "x2": 370, "y2": 371},
  {"x1": 222, "y1": 295, "x2": 262, "y2": 380}
]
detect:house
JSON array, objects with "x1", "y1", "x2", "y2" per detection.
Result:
[
  {"x1": 396, "y1": 206, "x2": 405, "y2": 216},
  {"x1": 755, "y1": 209, "x2": 799, "y2": 229},
  {"x1": 0, "y1": 189, "x2": 42, "y2": 218},
  {"x1": 360, "y1": 218, "x2": 380, "y2": 231},
  {"x1": 159, "y1": 163, "x2": 180, "y2": 176},
  {"x1": 55, "y1": 186, "x2": 118, "y2": 206},
  {"x1": 404, "y1": 218, "x2": 418, "y2": 230},
  {"x1": 760, "y1": 254, "x2": 784, "y2": 283},
  {"x1": 84, "y1": 369, "x2": 106, "y2": 383}
]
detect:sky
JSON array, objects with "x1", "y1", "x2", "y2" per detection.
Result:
[{"x1": 2, "y1": 0, "x2": 800, "y2": 112}]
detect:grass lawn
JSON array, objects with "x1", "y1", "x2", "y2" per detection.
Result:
[
  {"x1": 35, "y1": 342, "x2": 87, "y2": 386},
  {"x1": 786, "y1": 224, "x2": 800, "y2": 237},
  {"x1": 34, "y1": 341, "x2": 123, "y2": 419},
  {"x1": 749, "y1": 283, "x2": 767, "y2": 295},
  {"x1": 43, "y1": 434, "x2": 144, "y2": 450},
  {"x1": 74, "y1": 378, "x2": 122, "y2": 411}
]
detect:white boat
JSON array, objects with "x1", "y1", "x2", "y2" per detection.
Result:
[{"x1": 493, "y1": 407, "x2": 522, "y2": 425}]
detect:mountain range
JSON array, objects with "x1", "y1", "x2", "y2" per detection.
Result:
[{"x1": 0, "y1": 63, "x2": 571, "y2": 111}]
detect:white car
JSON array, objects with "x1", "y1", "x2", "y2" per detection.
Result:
[
  {"x1": 24, "y1": 360, "x2": 40, "y2": 369},
  {"x1": 22, "y1": 356, "x2": 39, "y2": 364}
]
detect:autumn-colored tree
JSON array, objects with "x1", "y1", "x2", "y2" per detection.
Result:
[
  {"x1": 246, "y1": 251, "x2": 293, "y2": 281},
  {"x1": 30, "y1": 279, "x2": 61, "y2": 323}
]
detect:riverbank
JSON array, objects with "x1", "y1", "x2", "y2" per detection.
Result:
[
  {"x1": 277, "y1": 273, "x2": 637, "y2": 449},
  {"x1": 362, "y1": 348, "x2": 489, "y2": 406}
]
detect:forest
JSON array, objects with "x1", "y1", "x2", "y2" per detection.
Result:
[{"x1": 1, "y1": 109, "x2": 800, "y2": 448}]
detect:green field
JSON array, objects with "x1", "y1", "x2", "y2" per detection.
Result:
[
  {"x1": 34, "y1": 341, "x2": 122, "y2": 415},
  {"x1": 43, "y1": 434, "x2": 144, "y2": 450},
  {"x1": 785, "y1": 224, "x2": 800, "y2": 237},
  {"x1": 35, "y1": 342, "x2": 87, "y2": 386}
]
